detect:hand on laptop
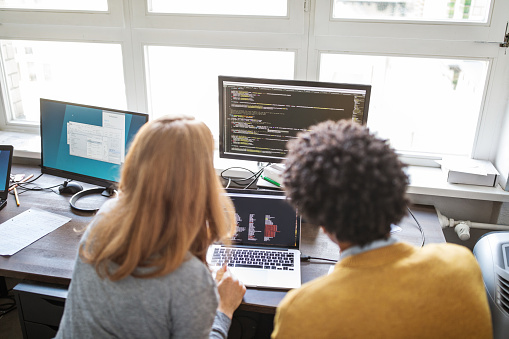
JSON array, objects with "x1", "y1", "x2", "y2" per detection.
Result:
[{"x1": 215, "y1": 265, "x2": 246, "y2": 319}]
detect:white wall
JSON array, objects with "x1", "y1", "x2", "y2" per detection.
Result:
[{"x1": 494, "y1": 56, "x2": 509, "y2": 190}]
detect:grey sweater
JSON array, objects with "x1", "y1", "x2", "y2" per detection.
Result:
[{"x1": 55, "y1": 200, "x2": 231, "y2": 339}]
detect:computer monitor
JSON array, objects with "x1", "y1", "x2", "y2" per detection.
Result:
[
  {"x1": 40, "y1": 99, "x2": 149, "y2": 189},
  {"x1": 0, "y1": 145, "x2": 13, "y2": 211},
  {"x1": 219, "y1": 76, "x2": 371, "y2": 163}
]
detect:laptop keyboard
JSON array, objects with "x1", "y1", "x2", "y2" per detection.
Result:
[{"x1": 210, "y1": 247, "x2": 295, "y2": 271}]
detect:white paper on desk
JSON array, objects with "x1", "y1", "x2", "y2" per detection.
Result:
[
  {"x1": 436, "y1": 157, "x2": 499, "y2": 176},
  {"x1": 0, "y1": 208, "x2": 71, "y2": 256}
]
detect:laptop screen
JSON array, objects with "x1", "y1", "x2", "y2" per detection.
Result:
[
  {"x1": 0, "y1": 146, "x2": 13, "y2": 200},
  {"x1": 226, "y1": 190, "x2": 300, "y2": 249}
]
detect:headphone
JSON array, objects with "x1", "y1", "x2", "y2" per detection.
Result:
[{"x1": 69, "y1": 187, "x2": 116, "y2": 212}]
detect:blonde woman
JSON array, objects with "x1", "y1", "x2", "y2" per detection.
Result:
[{"x1": 55, "y1": 116, "x2": 246, "y2": 338}]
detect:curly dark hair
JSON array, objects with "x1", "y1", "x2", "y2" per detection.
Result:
[{"x1": 283, "y1": 120, "x2": 409, "y2": 246}]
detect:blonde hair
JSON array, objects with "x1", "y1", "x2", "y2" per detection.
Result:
[{"x1": 80, "y1": 116, "x2": 235, "y2": 281}]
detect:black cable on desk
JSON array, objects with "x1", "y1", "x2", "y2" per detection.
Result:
[
  {"x1": 10, "y1": 172, "x2": 43, "y2": 187},
  {"x1": 9, "y1": 174, "x2": 68, "y2": 195},
  {"x1": 243, "y1": 167, "x2": 266, "y2": 190},
  {"x1": 407, "y1": 207, "x2": 425, "y2": 247},
  {"x1": 300, "y1": 254, "x2": 337, "y2": 263}
]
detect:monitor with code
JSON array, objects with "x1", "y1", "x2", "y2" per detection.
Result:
[{"x1": 219, "y1": 76, "x2": 371, "y2": 163}]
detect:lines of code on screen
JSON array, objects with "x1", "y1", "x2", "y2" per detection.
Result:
[
  {"x1": 223, "y1": 83, "x2": 367, "y2": 160},
  {"x1": 230, "y1": 194, "x2": 299, "y2": 248}
]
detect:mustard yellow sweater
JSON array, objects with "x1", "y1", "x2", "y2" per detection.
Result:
[{"x1": 272, "y1": 242, "x2": 492, "y2": 339}]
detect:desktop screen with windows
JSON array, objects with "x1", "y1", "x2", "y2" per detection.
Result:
[
  {"x1": 0, "y1": 147, "x2": 12, "y2": 194},
  {"x1": 219, "y1": 76, "x2": 371, "y2": 163},
  {"x1": 40, "y1": 99, "x2": 148, "y2": 187}
]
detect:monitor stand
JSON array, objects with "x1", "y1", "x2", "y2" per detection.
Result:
[{"x1": 69, "y1": 186, "x2": 116, "y2": 213}]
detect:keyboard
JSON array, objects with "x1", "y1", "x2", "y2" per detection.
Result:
[{"x1": 210, "y1": 247, "x2": 295, "y2": 271}]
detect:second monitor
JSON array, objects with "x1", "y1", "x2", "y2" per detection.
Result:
[
  {"x1": 40, "y1": 99, "x2": 148, "y2": 190},
  {"x1": 219, "y1": 76, "x2": 371, "y2": 163}
]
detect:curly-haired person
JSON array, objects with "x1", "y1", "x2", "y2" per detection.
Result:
[{"x1": 271, "y1": 120, "x2": 492, "y2": 339}]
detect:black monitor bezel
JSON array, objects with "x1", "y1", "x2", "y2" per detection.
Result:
[
  {"x1": 218, "y1": 76, "x2": 371, "y2": 163},
  {"x1": 40, "y1": 98, "x2": 149, "y2": 188},
  {"x1": 0, "y1": 145, "x2": 13, "y2": 200}
]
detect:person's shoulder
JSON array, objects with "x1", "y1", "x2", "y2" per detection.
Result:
[
  {"x1": 422, "y1": 242, "x2": 473, "y2": 257},
  {"x1": 79, "y1": 198, "x2": 119, "y2": 241},
  {"x1": 278, "y1": 273, "x2": 332, "y2": 309},
  {"x1": 96, "y1": 197, "x2": 119, "y2": 216},
  {"x1": 179, "y1": 253, "x2": 210, "y2": 271},
  {"x1": 417, "y1": 242, "x2": 478, "y2": 269},
  {"x1": 168, "y1": 254, "x2": 215, "y2": 288}
]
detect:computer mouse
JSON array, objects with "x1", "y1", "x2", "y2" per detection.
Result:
[{"x1": 58, "y1": 182, "x2": 83, "y2": 195}]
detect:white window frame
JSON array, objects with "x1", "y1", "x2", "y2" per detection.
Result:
[
  {"x1": 0, "y1": 0, "x2": 507, "y2": 169},
  {"x1": 130, "y1": 0, "x2": 306, "y2": 33},
  {"x1": 310, "y1": 0, "x2": 509, "y2": 165},
  {"x1": 0, "y1": 1, "x2": 124, "y2": 26}
]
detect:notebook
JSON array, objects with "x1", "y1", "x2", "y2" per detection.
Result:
[
  {"x1": 0, "y1": 145, "x2": 13, "y2": 211},
  {"x1": 207, "y1": 189, "x2": 301, "y2": 290}
]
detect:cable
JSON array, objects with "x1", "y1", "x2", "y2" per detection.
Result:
[
  {"x1": 243, "y1": 167, "x2": 265, "y2": 190},
  {"x1": 220, "y1": 167, "x2": 257, "y2": 186},
  {"x1": 407, "y1": 207, "x2": 425, "y2": 247},
  {"x1": 309, "y1": 256, "x2": 337, "y2": 262},
  {"x1": 220, "y1": 165, "x2": 268, "y2": 189},
  {"x1": 11, "y1": 172, "x2": 43, "y2": 186},
  {"x1": 225, "y1": 178, "x2": 232, "y2": 189},
  {"x1": 0, "y1": 292, "x2": 16, "y2": 318},
  {"x1": 301, "y1": 209, "x2": 425, "y2": 263},
  {"x1": 8, "y1": 174, "x2": 62, "y2": 195},
  {"x1": 300, "y1": 254, "x2": 337, "y2": 263}
]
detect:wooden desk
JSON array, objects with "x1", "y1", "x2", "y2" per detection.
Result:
[
  {"x1": 0, "y1": 164, "x2": 108, "y2": 286},
  {"x1": 0, "y1": 164, "x2": 445, "y2": 314}
]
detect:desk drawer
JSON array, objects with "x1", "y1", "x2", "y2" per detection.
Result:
[
  {"x1": 17, "y1": 291, "x2": 65, "y2": 326},
  {"x1": 14, "y1": 282, "x2": 68, "y2": 328}
]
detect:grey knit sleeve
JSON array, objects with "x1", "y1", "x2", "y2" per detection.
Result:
[{"x1": 210, "y1": 311, "x2": 232, "y2": 339}]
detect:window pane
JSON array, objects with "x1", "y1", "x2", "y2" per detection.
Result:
[
  {"x1": 333, "y1": 0, "x2": 491, "y2": 23},
  {"x1": 0, "y1": 40, "x2": 126, "y2": 123},
  {"x1": 145, "y1": 46, "x2": 294, "y2": 139},
  {"x1": 148, "y1": 0, "x2": 287, "y2": 16},
  {"x1": 0, "y1": 0, "x2": 107, "y2": 11},
  {"x1": 320, "y1": 54, "x2": 488, "y2": 156}
]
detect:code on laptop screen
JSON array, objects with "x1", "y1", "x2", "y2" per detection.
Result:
[{"x1": 228, "y1": 192, "x2": 300, "y2": 249}]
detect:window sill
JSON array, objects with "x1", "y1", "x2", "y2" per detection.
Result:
[
  {"x1": 406, "y1": 166, "x2": 509, "y2": 203},
  {"x1": 1, "y1": 130, "x2": 40, "y2": 160},
  {"x1": 3, "y1": 131, "x2": 509, "y2": 203}
]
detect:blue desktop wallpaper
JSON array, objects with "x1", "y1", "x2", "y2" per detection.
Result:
[
  {"x1": 0, "y1": 150, "x2": 10, "y2": 192},
  {"x1": 41, "y1": 100, "x2": 147, "y2": 183}
]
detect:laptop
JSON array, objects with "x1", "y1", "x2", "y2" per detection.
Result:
[
  {"x1": 0, "y1": 145, "x2": 13, "y2": 211},
  {"x1": 207, "y1": 189, "x2": 301, "y2": 290}
]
